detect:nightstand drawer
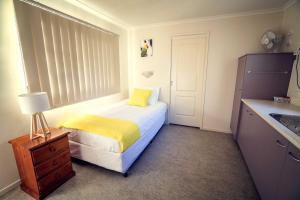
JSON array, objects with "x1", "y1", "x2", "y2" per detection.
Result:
[
  {"x1": 35, "y1": 150, "x2": 70, "y2": 179},
  {"x1": 38, "y1": 162, "x2": 73, "y2": 194},
  {"x1": 32, "y1": 136, "x2": 69, "y2": 165}
]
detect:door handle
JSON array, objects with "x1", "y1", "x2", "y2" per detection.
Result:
[
  {"x1": 246, "y1": 109, "x2": 254, "y2": 116},
  {"x1": 276, "y1": 140, "x2": 287, "y2": 148},
  {"x1": 288, "y1": 152, "x2": 300, "y2": 162}
]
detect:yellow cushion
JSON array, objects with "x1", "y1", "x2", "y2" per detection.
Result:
[{"x1": 128, "y1": 88, "x2": 152, "y2": 107}]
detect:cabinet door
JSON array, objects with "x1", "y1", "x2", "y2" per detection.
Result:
[
  {"x1": 238, "y1": 104, "x2": 265, "y2": 178},
  {"x1": 237, "y1": 104, "x2": 256, "y2": 168},
  {"x1": 238, "y1": 103, "x2": 289, "y2": 200},
  {"x1": 236, "y1": 56, "x2": 247, "y2": 90},
  {"x1": 230, "y1": 56, "x2": 246, "y2": 138},
  {"x1": 243, "y1": 54, "x2": 294, "y2": 99},
  {"x1": 277, "y1": 144, "x2": 300, "y2": 200},
  {"x1": 231, "y1": 89, "x2": 242, "y2": 139},
  {"x1": 249, "y1": 116, "x2": 289, "y2": 200}
]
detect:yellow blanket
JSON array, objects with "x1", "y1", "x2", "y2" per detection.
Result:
[{"x1": 61, "y1": 115, "x2": 141, "y2": 152}]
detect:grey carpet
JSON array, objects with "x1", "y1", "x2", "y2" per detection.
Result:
[{"x1": 1, "y1": 125, "x2": 259, "y2": 200}]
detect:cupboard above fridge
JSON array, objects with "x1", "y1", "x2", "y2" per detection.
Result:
[{"x1": 231, "y1": 53, "x2": 295, "y2": 139}]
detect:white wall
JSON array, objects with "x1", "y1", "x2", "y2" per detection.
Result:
[
  {"x1": 282, "y1": 1, "x2": 300, "y2": 105},
  {"x1": 131, "y1": 12, "x2": 283, "y2": 133},
  {"x1": 0, "y1": 0, "x2": 28, "y2": 194},
  {"x1": 0, "y1": 0, "x2": 129, "y2": 194}
]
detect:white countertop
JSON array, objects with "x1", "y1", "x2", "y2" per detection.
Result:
[{"x1": 242, "y1": 99, "x2": 300, "y2": 149}]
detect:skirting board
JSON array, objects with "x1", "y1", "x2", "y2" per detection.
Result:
[
  {"x1": 165, "y1": 122, "x2": 232, "y2": 134},
  {"x1": 201, "y1": 127, "x2": 232, "y2": 134},
  {"x1": 0, "y1": 179, "x2": 20, "y2": 197}
]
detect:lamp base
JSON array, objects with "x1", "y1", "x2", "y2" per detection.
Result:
[
  {"x1": 30, "y1": 112, "x2": 51, "y2": 140},
  {"x1": 31, "y1": 131, "x2": 51, "y2": 140}
]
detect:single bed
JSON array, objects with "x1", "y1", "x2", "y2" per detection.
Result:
[{"x1": 66, "y1": 100, "x2": 167, "y2": 175}]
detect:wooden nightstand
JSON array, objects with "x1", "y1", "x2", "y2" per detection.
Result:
[{"x1": 9, "y1": 128, "x2": 75, "y2": 200}]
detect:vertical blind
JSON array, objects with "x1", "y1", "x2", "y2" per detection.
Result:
[{"x1": 14, "y1": 0, "x2": 120, "y2": 108}]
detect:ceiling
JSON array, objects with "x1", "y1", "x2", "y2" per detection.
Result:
[{"x1": 78, "y1": 0, "x2": 290, "y2": 26}]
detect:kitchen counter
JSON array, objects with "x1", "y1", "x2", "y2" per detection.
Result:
[{"x1": 242, "y1": 99, "x2": 300, "y2": 149}]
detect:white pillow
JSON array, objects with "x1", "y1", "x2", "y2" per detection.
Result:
[
  {"x1": 139, "y1": 86, "x2": 160, "y2": 105},
  {"x1": 149, "y1": 86, "x2": 160, "y2": 105}
]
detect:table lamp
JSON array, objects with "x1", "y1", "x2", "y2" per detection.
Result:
[{"x1": 18, "y1": 92, "x2": 51, "y2": 139}]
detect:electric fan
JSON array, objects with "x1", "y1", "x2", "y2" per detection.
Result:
[{"x1": 261, "y1": 30, "x2": 282, "y2": 52}]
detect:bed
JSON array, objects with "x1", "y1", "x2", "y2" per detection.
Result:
[{"x1": 65, "y1": 100, "x2": 167, "y2": 176}]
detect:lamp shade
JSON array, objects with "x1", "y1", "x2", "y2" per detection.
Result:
[{"x1": 18, "y1": 92, "x2": 50, "y2": 114}]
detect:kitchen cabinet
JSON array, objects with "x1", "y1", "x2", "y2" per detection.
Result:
[
  {"x1": 231, "y1": 53, "x2": 295, "y2": 139},
  {"x1": 238, "y1": 103, "x2": 289, "y2": 200},
  {"x1": 276, "y1": 144, "x2": 300, "y2": 200},
  {"x1": 237, "y1": 103, "x2": 256, "y2": 171}
]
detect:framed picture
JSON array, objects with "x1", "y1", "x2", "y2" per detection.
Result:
[{"x1": 140, "y1": 39, "x2": 153, "y2": 57}]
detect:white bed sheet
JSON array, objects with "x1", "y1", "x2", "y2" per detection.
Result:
[
  {"x1": 69, "y1": 111, "x2": 166, "y2": 173},
  {"x1": 68, "y1": 101, "x2": 167, "y2": 153}
]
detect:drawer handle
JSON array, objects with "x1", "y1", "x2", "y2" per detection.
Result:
[
  {"x1": 49, "y1": 146, "x2": 56, "y2": 152},
  {"x1": 276, "y1": 140, "x2": 287, "y2": 148},
  {"x1": 246, "y1": 109, "x2": 253, "y2": 115},
  {"x1": 289, "y1": 152, "x2": 300, "y2": 162},
  {"x1": 53, "y1": 160, "x2": 58, "y2": 166}
]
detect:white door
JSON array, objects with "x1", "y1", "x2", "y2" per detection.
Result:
[{"x1": 169, "y1": 34, "x2": 208, "y2": 127}]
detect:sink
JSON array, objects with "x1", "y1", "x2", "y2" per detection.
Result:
[{"x1": 269, "y1": 113, "x2": 300, "y2": 137}]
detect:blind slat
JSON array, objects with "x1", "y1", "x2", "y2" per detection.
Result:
[
  {"x1": 68, "y1": 22, "x2": 80, "y2": 102},
  {"x1": 30, "y1": 9, "x2": 53, "y2": 104},
  {"x1": 92, "y1": 30, "x2": 99, "y2": 96},
  {"x1": 87, "y1": 28, "x2": 95, "y2": 98},
  {"x1": 41, "y1": 13, "x2": 61, "y2": 106},
  {"x1": 51, "y1": 15, "x2": 68, "y2": 105},
  {"x1": 96, "y1": 32, "x2": 104, "y2": 95},
  {"x1": 81, "y1": 27, "x2": 90, "y2": 99},
  {"x1": 102, "y1": 34, "x2": 108, "y2": 94},
  {"x1": 60, "y1": 18, "x2": 74, "y2": 104}
]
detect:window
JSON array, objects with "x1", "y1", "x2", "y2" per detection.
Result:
[{"x1": 14, "y1": 0, "x2": 120, "y2": 108}]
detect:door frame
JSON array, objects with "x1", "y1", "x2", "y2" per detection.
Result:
[{"x1": 168, "y1": 32, "x2": 209, "y2": 128}]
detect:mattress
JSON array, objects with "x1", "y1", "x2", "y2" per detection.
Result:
[
  {"x1": 68, "y1": 101, "x2": 167, "y2": 153},
  {"x1": 69, "y1": 111, "x2": 166, "y2": 173}
]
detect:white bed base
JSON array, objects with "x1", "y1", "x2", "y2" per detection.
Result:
[{"x1": 69, "y1": 113, "x2": 165, "y2": 174}]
